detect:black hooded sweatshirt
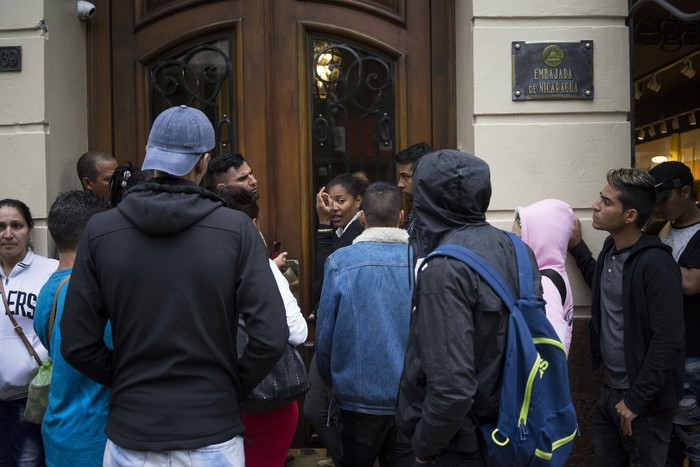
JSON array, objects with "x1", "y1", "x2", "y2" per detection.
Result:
[
  {"x1": 569, "y1": 235, "x2": 684, "y2": 416},
  {"x1": 61, "y1": 178, "x2": 288, "y2": 451},
  {"x1": 396, "y1": 150, "x2": 542, "y2": 461}
]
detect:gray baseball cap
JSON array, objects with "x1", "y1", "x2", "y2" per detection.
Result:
[{"x1": 142, "y1": 105, "x2": 215, "y2": 176}]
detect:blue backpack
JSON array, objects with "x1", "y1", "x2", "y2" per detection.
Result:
[{"x1": 425, "y1": 232, "x2": 577, "y2": 466}]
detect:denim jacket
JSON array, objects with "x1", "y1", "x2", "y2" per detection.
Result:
[{"x1": 316, "y1": 227, "x2": 413, "y2": 415}]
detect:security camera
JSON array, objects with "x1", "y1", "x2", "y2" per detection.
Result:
[{"x1": 76, "y1": 1, "x2": 96, "y2": 21}]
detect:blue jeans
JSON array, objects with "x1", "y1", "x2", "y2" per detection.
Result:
[
  {"x1": 593, "y1": 385, "x2": 674, "y2": 467},
  {"x1": 666, "y1": 357, "x2": 700, "y2": 467},
  {"x1": 0, "y1": 397, "x2": 45, "y2": 467},
  {"x1": 103, "y1": 437, "x2": 244, "y2": 466},
  {"x1": 336, "y1": 410, "x2": 413, "y2": 467}
]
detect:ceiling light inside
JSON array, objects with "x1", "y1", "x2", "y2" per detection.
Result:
[
  {"x1": 690, "y1": 112, "x2": 697, "y2": 126},
  {"x1": 637, "y1": 129, "x2": 645, "y2": 141},
  {"x1": 672, "y1": 117, "x2": 680, "y2": 130},
  {"x1": 647, "y1": 75, "x2": 662, "y2": 92},
  {"x1": 681, "y1": 60, "x2": 696, "y2": 79},
  {"x1": 660, "y1": 121, "x2": 668, "y2": 134},
  {"x1": 634, "y1": 82, "x2": 643, "y2": 100},
  {"x1": 648, "y1": 125, "x2": 656, "y2": 137},
  {"x1": 651, "y1": 155, "x2": 669, "y2": 164}
]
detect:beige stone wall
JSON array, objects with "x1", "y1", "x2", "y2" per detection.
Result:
[
  {"x1": 0, "y1": 1, "x2": 88, "y2": 257},
  {"x1": 456, "y1": 0, "x2": 632, "y2": 309}
]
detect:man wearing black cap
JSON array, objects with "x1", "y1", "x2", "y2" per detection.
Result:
[
  {"x1": 649, "y1": 161, "x2": 700, "y2": 467},
  {"x1": 61, "y1": 105, "x2": 288, "y2": 466}
]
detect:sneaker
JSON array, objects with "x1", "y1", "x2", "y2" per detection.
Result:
[{"x1": 674, "y1": 396, "x2": 700, "y2": 426}]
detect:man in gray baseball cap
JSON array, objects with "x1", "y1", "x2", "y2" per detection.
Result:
[{"x1": 61, "y1": 105, "x2": 288, "y2": 466}]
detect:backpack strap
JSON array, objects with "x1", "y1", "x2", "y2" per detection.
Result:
[
  {"x1": 539, "y1": 269, "x2": 566, "y2": 305},
  {"x1": 427, "y1": 232, "x2": 532, "y2": 309},
  {"x1": 506, "y1": 231, "x2": 535, "y2": 299}
]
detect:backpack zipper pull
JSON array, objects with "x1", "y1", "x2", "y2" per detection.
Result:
[{"x1": 519, "y1": 421, "x2": 529, "y2": 440}]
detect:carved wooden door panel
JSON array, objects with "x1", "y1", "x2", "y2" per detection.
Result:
[
  {"x1": 268, "y1": 0, "x2": 454, "y2": 317},
  {"x1": 88, "y1": 0, "x2": 454, "y2": 445},
  {"x1": 90, "y1": 0, "x2": 453, "y2": 314}
]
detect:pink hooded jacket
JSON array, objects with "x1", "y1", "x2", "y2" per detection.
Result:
[{"x1": 516, "y1": 199, "x2": 575, "y2": 355}]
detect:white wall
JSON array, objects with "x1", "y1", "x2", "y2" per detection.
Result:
[
  {"x1": 0, "y1": 1, "x2": 88, "y2": 257},
  {"x1": 456, "y1": 0, "x2": 632, "y2": 308}
]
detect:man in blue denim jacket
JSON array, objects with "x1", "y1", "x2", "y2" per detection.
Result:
[{"x1": 316, "y1": 182, "x2": 414, "y2": 466}]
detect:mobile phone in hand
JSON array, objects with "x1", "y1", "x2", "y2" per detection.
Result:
[{"x1": 271, "y1": 240, "x2": 282, "y2": 258}]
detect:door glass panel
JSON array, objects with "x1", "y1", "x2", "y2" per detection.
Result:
[
  {"x1": 309, "y1": 37, "x2": 396, "y2": 191},
  {"x1": 149, "y1": 36, "x2": 235, "y2": 156}
]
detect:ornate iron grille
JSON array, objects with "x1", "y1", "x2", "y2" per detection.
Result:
[
  {"x1": 149, "y1": 37, "x2": 234, "y2": 156},
  {"x1": 310, "y1": 37, "x2": 396, "y2": 190}
]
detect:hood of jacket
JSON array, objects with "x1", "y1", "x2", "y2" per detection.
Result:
[
  {"x1": 517, "y1": 199, "x2": 574, "y2": 271},
  {"x1": 411, "y1": 150, "x2": 491, "y2": 255},
  {"x1": 117, "y1": 177, "x2": 223, "y2": 235}
]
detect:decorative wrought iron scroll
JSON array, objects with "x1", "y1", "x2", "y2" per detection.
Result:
[
  {"x1": 149, "y1": 38, "x2": 234, "y2": 155},
  {"x1": 310, "y1": 38, "x2": 396, "y2": 187}
]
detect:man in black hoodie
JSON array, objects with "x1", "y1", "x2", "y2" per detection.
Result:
[
  {"x1": 396, "y1": 150, "x2": 543, "y2": 465},
  {"x1": 61, "y1": 106, "x2": 288, "y2": 466},
  {"x1": 569, "y1": 168, "x2": 684, "y2": 467}
]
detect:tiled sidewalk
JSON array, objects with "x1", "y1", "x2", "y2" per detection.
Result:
[{"x1": 287, "y1": 448, "x2": 333, "y2": 467}]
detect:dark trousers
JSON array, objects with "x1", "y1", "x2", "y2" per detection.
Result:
[
  {"x1": 593, "y1": 385, "x2": 674, "y2": 467},
  {"x1": 336, "y1": 410, "x2": 413, "y2": 467},
  {"x1": 303, "y1": 354, "x2": 341, "y2": 460}
]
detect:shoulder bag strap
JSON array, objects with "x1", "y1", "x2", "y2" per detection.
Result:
[
  {"x1": 0, "y1": 279, "x2": 42, "y2": 366},
  {"x1": 539, "y1": 269, "x2": 566, "y2": 305},
  {"x1": 47, "y1": 275, "x2": 71, "y2": 347}
]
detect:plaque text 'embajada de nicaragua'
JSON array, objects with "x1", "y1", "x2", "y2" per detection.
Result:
[{"x1": 512, "y1": 41, "x2": 594, "y2": 101}]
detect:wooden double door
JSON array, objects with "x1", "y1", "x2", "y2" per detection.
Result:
[{"x1": 88, "y1": 0, "x2": 454, "y2": 446}]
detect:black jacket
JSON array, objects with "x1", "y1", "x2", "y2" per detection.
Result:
[
  {"x1": 646, "y1": 219, "x2": 700, "y2": 357},
  {"x1": 312, "y1": 219, "x2": 363, "y2": 307},
  {"x1": 61, "y1": 178, "x2": 288, "y2": 451},
  {"x1": 396, "y1": 150, "x2": 542, "y2": 460},
  {"x1": 569, "y1": 235, "x2": 684, "y2": 415}
]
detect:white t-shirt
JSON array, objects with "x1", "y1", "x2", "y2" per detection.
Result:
[{"x1": 659, "y1": 221, "x2": 700, "y2": 262}]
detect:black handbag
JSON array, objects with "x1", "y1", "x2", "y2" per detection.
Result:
[{"x1": 236, "y1": 320, "x2": 310, "y2": 413}]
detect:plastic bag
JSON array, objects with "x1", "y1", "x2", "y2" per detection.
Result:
[{"x1": 24, "y1": 360, "x2": 52, "y2": 425}]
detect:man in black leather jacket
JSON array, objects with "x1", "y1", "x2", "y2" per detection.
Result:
[{"x1": 396, "y1": 149, "x2": 542, "y2": 465}]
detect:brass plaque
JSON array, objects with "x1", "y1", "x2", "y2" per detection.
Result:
[{"x1": 512, "y1": 41, "x2": 593, "y2": 101}]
